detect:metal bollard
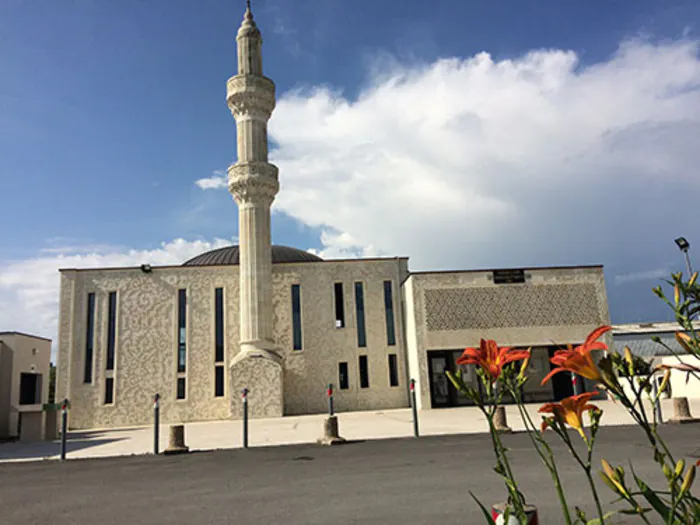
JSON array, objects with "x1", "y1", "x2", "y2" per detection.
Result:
[
  {"x1": 571, "y1": 372, "x2": 581, "y2": 396},
  {"x1": 410, "y1": 379, "x2": 419, "y2": 438},
  {"x1": 327, "y1": 383, "x2": 334, "y2": 416},
  {"x1": 60, "y1": 398, "x2": 68, "y2": 461},
  {"x1": 242, "y1": 387, "x2": 249, "y2": 449},
  {"x1": 153, "y1": 393, "x2": 160, "y2": 455},
  {"x1": 652, "y1": 380, "x2": 663, "y2": 424}
]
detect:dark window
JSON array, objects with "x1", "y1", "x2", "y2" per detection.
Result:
[
  {"x1": 383, "y1": 281, "x2": 396, "y2": 346},
  {"x1": 177, "y1": 289, "x2": 187, "y2": 373},
  {"x1": 215, "y1": 288, "x2": 224, "y2": 363},
  {"x1": 291, "y1": 284, "x2": 302, "y2": 350},
  {"x1": 177, "y1": 377, "x2": 186, "y2": 400},
  {"x1": 84, "y1": 292, "x2": 95, "y2": 383},
  {"x1": 104, "y1": 377, "x2": 114, "y2": 404},
  {"x1": 388, "y1": 354, "x2": 399, "y2": 387},
  {"x1": 334, "y1": 283, "x2": 345, "y2": 328},
  {"x1": 355, "y1": 282, "x2": 366, "y2": 348},
  {"x1": 19, "y1": 373, "x2": 40, "y2": 405},
  {"x1": 359, "y1": 355, "x2": 369, "y2": 388},
  {"x1": 106, "y1": 291, "x2": 117, "y2": 370},
  {"x1": 338, "y1": 362, "x2": 349, "y2": 390},
  {"x1": 215, "y1": 365, "x2": 224, "y2": 397}
]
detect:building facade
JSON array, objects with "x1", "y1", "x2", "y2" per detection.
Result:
[
  {"x1": 55, "y1": 5, "x2": 612, "y2": 430},
  {"x1": 0, "y1": 332, "x2": 52, "y2": 439}
]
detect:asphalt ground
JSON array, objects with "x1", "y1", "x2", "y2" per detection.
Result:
[{"x1": 1, "y1": 425, "x2": 699, "y2": 525}]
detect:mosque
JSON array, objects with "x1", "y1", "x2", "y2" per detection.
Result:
[{"x1": 55, "y1": 4, "x2": 611, "y2": 430}]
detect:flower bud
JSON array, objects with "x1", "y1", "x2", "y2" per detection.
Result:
[
  {"x1": 675, "y1": 459, "x2": 685, "y2": 478},
  {"x1": 680, "y1": 465, "x2": 696, "y2": 496},
  {"x1": 675, "y1": 332, "x2": 693, "y2": 353},
  {"x1": 689, "y1": 271, "x2": 698, "y2": 287}
]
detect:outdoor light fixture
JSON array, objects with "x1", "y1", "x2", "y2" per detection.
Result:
[
  {"x1": 673, "y1": 237, "x2": 693, "y2": 277},
  {"x1": 674, "y1": 237, "x2": 690, "y2": 253},
  {"x1": 140, "y1": 264, "x2": 152, "y2": 273}
]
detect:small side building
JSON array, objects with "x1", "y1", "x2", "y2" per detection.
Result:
[
  {"x1": 0, "y1": 332, "x2": 52, "y2": 440},
  {"x1": 613, "y1": 322, "x2": 700, "y2": 399}
]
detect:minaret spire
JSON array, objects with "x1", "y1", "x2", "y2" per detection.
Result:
[{"x1": 226, "y1": 2, "x2": 284, "y2": 418}]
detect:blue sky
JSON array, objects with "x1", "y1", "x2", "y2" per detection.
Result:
[{"x1": 1, "y1": 0, "x2": 700, "y2": 341}]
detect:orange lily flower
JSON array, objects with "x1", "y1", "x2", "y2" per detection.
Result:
[
  {"x1": 456, "y1": 339, "x2": 531, "y2": 382},
  {"x1": 541, "y1": 325, "x2": 611, "y2": 386},
  {"x1": 539, "y1": 391, "x2": 600, "y2": 437}
]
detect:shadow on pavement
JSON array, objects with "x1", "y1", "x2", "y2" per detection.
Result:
[{"x1": 0, "y1": 436, "x2": 127, "y2": 462}]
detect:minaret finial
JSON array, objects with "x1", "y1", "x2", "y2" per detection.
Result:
[{"x1": 246, "y1": 0, "x2": 251, "y2": 12}]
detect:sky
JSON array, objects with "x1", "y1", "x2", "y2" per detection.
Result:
[{"x1": 1, "y1": 0, "x2": 700, "y2": 347}]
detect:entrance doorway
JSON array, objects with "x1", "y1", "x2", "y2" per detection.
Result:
[{"x1": 427, "y1": 350, "x2": 477, "y2": 408}]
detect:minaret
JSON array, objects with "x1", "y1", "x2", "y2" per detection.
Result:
[{"x1": 227, "y1": 1, "x2": 283, "y2": 417}]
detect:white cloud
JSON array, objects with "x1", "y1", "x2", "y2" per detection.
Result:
[
  {"x1": 253, "y1": 38, "x2": 700, "y2": 272},
  {"x1": 307, "y1": 230, "x2": 381, "y2": 259},
  {"x1": 614, "y1": 268, "x2": 670, "y2": 285},
  {"x1": 195, "y1": 170, "x2": 227, "y2": 190},
  {"x1": 0, "y1": 238, "x2": 234, "y2": 356}
]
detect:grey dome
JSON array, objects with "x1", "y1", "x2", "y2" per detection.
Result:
[{"x1": 182, "y1": 245, "x2": 323, "y2": 267}]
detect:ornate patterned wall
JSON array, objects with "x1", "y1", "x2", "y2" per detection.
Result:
[
  {"x1": 424, "y1": 283, "x2": 600, "y2": 331},
  {"x1": 57, "y1": 257, "x2": 410, "y2": 429}
]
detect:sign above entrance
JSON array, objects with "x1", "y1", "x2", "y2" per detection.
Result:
[{"x1": 492, "y1": 269, "x2": 526, "y2": 284}]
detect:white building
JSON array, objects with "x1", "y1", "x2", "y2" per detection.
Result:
[{"x1": 55, "y1": 5, "x2": 612, "y2": 430}]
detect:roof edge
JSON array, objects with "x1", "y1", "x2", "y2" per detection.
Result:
[
  {"x1": 409, "y1": 264, "x2": 604, "y2": 276},
  {"x1": 0, "y1": 331, "x2": 53, "y2": 342}
]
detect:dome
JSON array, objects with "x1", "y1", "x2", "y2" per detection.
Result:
[{"x1": 182, "y1": 245, "x2": 323, "y2": 267}]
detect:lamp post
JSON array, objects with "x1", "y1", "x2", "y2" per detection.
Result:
[{"x1": 674, "y1": 237, "x2": 693, "y2": 277}]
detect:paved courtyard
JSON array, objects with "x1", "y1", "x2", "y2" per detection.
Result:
[
  {"x1": 1, "y1": 424, "x2": 699, "y2": 525},
  {"x1": 1, "y1": 398, "x2": 698, "y2": 463}
]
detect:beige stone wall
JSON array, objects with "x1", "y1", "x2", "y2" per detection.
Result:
[
  {"x1": 403, "y1": 267, "x2": 611, "y2": 409},
  {"x1": 0, "y1": 342, "x2": 13, "y2": 438},
  {"x1": 57, "y1": 258, "x2": 410, "y2": 430},
  {"x1": 273, "y1": 258, "x2": 410, "y2": 415},
  {"x1": 0, "y1": 333, "x2": 52, "y2": 436}
]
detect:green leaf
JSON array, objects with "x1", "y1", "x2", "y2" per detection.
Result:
[
  {"x1": 469, "y1": 492, "x2": 497, "y2": 525},
  {"x1": 586, "y1": 510, "x2": 618, "y2": 525},
  {"x1": 633, "y1": 468, "x2": 674, "y2": 521}
]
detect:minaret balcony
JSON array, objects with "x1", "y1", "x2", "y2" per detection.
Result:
[
  {"x1": 227, "y1": 75, "x2": 276, "y2": 117},
  {"x1": 228, "y1": 162, "x2": 279, "y2": 205}
]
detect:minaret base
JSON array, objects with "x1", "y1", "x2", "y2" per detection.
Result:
[{"x1": 229, "y1": 344, "x2": 284, "y2": 419}]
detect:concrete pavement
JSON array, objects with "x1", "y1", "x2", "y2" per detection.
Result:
[{"x1": 2, "y1": 397, "x2": 698, "y2": 463}]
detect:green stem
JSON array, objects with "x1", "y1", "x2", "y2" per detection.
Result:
[
  {"x1": 584, "y1": 464, "x2": 606, "y2": 524},
  {"x1": 558, "y1": 426, "x2": 606, "y2": 525},
  {"x1": 510, "y1": 387, "x2": 573, "y2": 525}
]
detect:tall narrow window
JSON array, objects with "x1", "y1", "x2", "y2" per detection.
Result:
[
  {"x1": 359, "y1": 355, "x2": 369, "y2": 388},
  {"x1": 291, "y1": 284, "x2": 302, "y2": 351},
  {"x1": 177, "y1": 289, "x2": 187, "y2": 373},
  {"x1": 355, "y1": 282, "x2": 366, "y2": 348},
  {"x1": 177, "y1": 377, "x2": 186, "y2": 400},
  {"x1": 388, "y1": 354, "x2": 399, "y2": 387},
  {"x1": 334, "y1": 283, "x2": 345, "y2": 328},
  {"x1": 84, "y1": 292, "x2": 95, "y2": 383},
  {"x1": 215, "y1": 288, "x2": 224, "y2": 363},
  {"x1": 383, "y1": 281, "x2": 396, "y2": 346},
  {"x1": 104, "y1": 377, "x2": 114, "y2": 404},
  {"x1": 106, "y1": 291, "x2": 117, "y2": 370},
  {"x1": 338, "y1": 362, "x2": 349, "y2": 390},
  {"x1": 215, "y1": 365, "x2": 224, "y2": 397}
]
